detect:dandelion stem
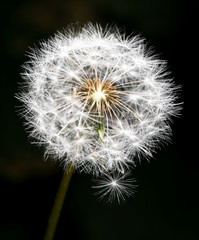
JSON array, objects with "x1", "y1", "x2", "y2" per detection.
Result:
[{"x1": 44, "y1": 163, "x2": 74, "y2": 240}]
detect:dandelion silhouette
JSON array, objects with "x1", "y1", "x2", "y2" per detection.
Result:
[{"x1": 18, "y1": 23, "x2": 181, "y2": 239}]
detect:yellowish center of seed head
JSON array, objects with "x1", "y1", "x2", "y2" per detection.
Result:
[
  {"x1": 92, "y1": 87, "x2": 106, "y2": 102},
  {"x1": 77, "y1": 77, "x2": 120, "y2": 116}
]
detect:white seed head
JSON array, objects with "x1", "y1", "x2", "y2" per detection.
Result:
[{"x1": 18, "y1": 23, "x2": 181, "y2": 200}]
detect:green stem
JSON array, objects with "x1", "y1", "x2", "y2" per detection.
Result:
[
  {"x1": 97, "y1": 122, "x2": 104, "y2": 142},
  {"x1": 44, "y1": 163, "x2": 74, "y2": 240}
]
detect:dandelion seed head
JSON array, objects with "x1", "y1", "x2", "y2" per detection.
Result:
[{"x1": 17, "y1": 23, "x2": 181, "y2": 202}]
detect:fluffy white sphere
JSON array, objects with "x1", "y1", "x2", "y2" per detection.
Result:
[{"x1": 19, "y1": 23, "x2": 181, "y2": 175}]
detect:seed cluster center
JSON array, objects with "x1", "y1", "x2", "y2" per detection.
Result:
[{"x1": 76, "y1": 77, "x2": 119, "y2": 115}]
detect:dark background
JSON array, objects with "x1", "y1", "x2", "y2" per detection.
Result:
[{"x1": 0, "y1": 0, "x2": 198, "y2": 239}]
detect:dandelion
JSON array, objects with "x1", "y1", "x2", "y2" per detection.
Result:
[
  {"x1": 19, "y1": 23, "x2": 180, "y2": 176},
  {"x1": 18, "y1": 22, "x2": 181, "y2": 239}
]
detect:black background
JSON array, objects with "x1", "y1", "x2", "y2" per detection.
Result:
[{"x1": 0, "y1": 0, "x2": 198, "y2": 239}]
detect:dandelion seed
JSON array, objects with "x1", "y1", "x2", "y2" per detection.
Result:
[
  {"x1": 92, "y1": 171, "x2": 137, "y2": 204},
  {"x1": 17, "y1": 23, "x2": 181, "y2": 202}
]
